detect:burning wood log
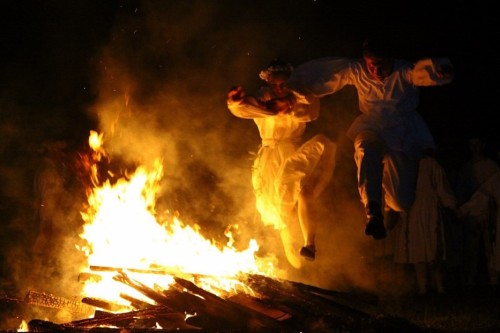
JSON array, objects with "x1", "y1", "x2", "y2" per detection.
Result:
[
  {"x1": 32, "y1": 264, "x2": 380, "y2": 332},
  {"x1": 119, "y1": 292, "x2": 156, "y2": 310},
  {"x1": 113, "y1": 271, "x2": 172, "y2": 305},
  {"x1": 226, "y1": 293, "x2": 292, "y2": 321},
  {"x1": 89, "y1": 264, "x2": 216, "y2": 282},
  {"x1": 0, "y1": 295, "x2": 23, "y2": 304},
  {"x1": 107, "y1": 271, "x2": 288, "y2": 331},
  {"x1": 28, "y1": 306, "x2": 196, "y2": 332},
  {"x1": 25, "y1": 290, "x2": 95, "y2": 316},
  {"x1": 27, "y1": 319, "x2": 64, "y2": 332},
  {"x1": 171, "y1": 276, "x2": 288, "y2": 331},
  {"x1": 24, "y1": 271, "x2": 391, "y2": 333},
  {"x1": 90, "y1": 265, "x2": 173, "y2": 275},
  {"x1": 244, "y1": 274, "x2": 376, "y2": 318},
  {"x1": 77, "y1": 272, "x2": 102, "y2": 283},
  {"x1": 289, "y1": 279, "x2": 379, "y2": 316},
  {"x1": 81, "y1": 297, "x2": 130, "y2": 312},
  {"x1": 153, "y1": 312, "x2": 203, "y2": 331},
  {"x1": 64, "y1": 305, "x2": 173, "y2": 328}
]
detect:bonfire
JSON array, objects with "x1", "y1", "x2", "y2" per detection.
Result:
[{"x1": 11, "y1": 130, "x2": 378, "y2": 332}]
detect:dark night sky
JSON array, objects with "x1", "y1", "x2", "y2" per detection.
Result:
[
  {"x1": 0, "y1": 1, "x2": 499, "y2": 320},
  {"x1": 1, "y1": 0, "x2": 498, "y2": 164},
  {"x1": 1, "y1": 1, "x2": 498, "y2": 233}
]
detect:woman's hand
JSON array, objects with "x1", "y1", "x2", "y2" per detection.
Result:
[
  {"x1": 265, "y1": 97, "x2": 292, "y2": 114},
  {"x1": 227, "y1": 86, "x2": 245, "y2": 102}
]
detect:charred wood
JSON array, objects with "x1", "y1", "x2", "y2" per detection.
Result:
[
  {"x1": 226, "y1": 293, "x2": 292, "y2": 321},
  {"x1": 78, "y1": 272, "x2": 102, "y2": 283},
  {"x1": 172, "y1": 276, "x2": 287, "y2": 331},
  {"x1": 63, "y1": 305, "x2": 173, "y2": 328},
  {"x1": 244, "y1": 274, "x2": 374, "y2": 318},
  {"x1": 28, "y1": 319, "x2": 63, "y2": 332},
  {"x1": 28, "y1": 318, "x2": 213, "y2": 332},
  {"x1": 25, "y1": 290, "x2": 95, "y2": 316},
  {"x1": 101, "y1": 272, "x2": 286, "y2": 331},
  {"x1": 90, "y1": 265, "x2": 172, "y2": 275},
  {"x1": 81, "y1": 297, "x2": 129, "y2": 312},
  {"x1": 113, "y1": 271, "x2": 170, "y2": 305},
  {"x1": 0, "y1": 295, "x2": 23, "y2": 304},
  {"x1": 119, "y1": 293, "x2": 155, "y2": 310}
]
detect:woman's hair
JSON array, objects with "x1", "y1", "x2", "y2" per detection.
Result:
[{"x1": 259, "y1": 59, "x2": 293, "y2": 82}]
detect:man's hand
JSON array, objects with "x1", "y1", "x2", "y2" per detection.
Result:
[{"x1": 435, "y1": 59, "x2": 454, "y2": 80}]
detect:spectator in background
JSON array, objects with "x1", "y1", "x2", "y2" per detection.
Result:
[
  {"x1": 459, "y1": 170, "x2": 500, "y2": 288},
  {"x1": 456, "y1": 136, "x2": 500, "y2": 288},
  {"x1": 32, "y1": 140, "x2": 84, "y2": 283},
  {"x1": 393, "y1": 149, "x2": 458, "y2": 294}
]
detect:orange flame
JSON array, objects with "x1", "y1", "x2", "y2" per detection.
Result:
[
  {"x1": 17, "y1": 320, "x2": 28, "y2": 332},
  {"x1": 77, "y1": 131, "x2": 279, "y2": 310}
]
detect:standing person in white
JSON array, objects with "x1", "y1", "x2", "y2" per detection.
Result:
[{"x1": 287, "y1": 37, "x2": 454, "y2": 240}]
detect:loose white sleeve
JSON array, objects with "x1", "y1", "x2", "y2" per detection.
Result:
[
  {"x1": 287, "y1": 57, "x2": 353, "y2": 97},
  {"x1": 227, "y1": 99, "x2": 276, "y2": 119},
  {"x1": 289, "y1": 91, "x2": 320, "y2": 122},
  {"x1": 411, "y1": 58, "x2": 454, "y2": 86}
]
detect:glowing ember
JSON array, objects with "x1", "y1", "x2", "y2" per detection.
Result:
[{"x1": 77, "y1": 131, "x2": 278, "y2": 310}]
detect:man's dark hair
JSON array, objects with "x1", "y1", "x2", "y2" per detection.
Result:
[{"x1": 266, "y1": 59, "x2": 293, "y2": 73}]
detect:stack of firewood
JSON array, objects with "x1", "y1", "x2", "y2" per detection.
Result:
[{"x1": 25, "y1": 271, "x2": 380, "y2": 333}]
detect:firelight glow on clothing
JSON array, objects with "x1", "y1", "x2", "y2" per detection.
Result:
[
  {"x1": 287, "y1": 56, "x2": 453, "y2": 211},
  {"x1": 227, "y1": 87, "x2": 336, "y2": 230}
]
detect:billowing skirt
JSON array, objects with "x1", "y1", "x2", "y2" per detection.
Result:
[{"x1": 252, "y1": 134, "x2": 336, "y2": 230}]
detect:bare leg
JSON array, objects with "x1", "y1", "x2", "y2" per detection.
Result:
[
  {"x1": 296, "y1": 139, "x2": 335, "y2": 261},
  {"x1": 278, "y1": 135, "x2": 336, "y2": 261},
  {"x1": 298, "y1": 193, "x2": 316, "y2": 247},
  {"x1": 297, "y1": 190, "x2": 322, "y2": 260},
  {"x1": 279, "y1": 208, "x2": 303, "y2": 269}
]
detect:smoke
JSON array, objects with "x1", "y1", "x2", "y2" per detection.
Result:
[
  {"x1": 82, "y1": 1, "x2": 385, "y2": 292},
  {"x1": 0, "y1": 1, "x2": 402, "y2": 328}
]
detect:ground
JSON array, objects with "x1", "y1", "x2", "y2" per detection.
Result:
[{"x1": 376, "y1": 286, "x2": 500, "y2": 333}]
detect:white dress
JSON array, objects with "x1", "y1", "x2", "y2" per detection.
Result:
[{"x1": 227, "y1": 87, "x2": 336, "y2": 230}]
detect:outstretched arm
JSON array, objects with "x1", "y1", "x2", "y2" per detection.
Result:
[
  {"x1": 411, "y1": 58, "x2": 454, "y2": 86},
  {"x1": 287, "y1": 91, "x2": 320, "y2": 122},
  {"x1": 226, "y1": 86, "x2": 277, "y2": 119},
  {"x1": 227, "y1": 86, "x2": 319, "y2": 122},
  {"x1": 286, "y1": 57, "x2": 353, "y2": 97}
]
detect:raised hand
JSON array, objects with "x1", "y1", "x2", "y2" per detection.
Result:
[{"x1": 227, "y1": 86, "x2": 245, "y2": 102}]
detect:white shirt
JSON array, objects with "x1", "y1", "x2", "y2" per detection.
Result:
[{"x1": 288, "y1": 57, "x2": 453, "y2": 152}]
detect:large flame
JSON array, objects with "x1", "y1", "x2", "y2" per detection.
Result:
[{"x1": 77, "y1": 131, "x2": 279, "y2": 310}]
